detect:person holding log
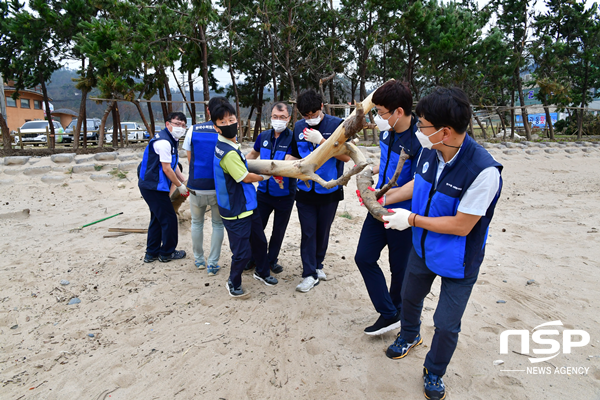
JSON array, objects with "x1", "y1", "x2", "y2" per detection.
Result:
[
  {"x1": 245, "y1": 102, "x2": 296, "y2": 274},
  {"x1": 138, "y1": 112, "x2": 189, "y2": 263},
  {"x1": 354, "y1": 80, "x2": 422, "y2": 335},
  {"x1": 212, "y1": 102, "x2": 278, "y2": 297},
  {"x1": 381, "y1": 87, "x2": 502, "y2": 400},
  {"x1": 182, "y1": 96, "x2": 229, "y2": 276},
  {"x1": 288, "y1": 90, "x2": 351, "y2": 293}
]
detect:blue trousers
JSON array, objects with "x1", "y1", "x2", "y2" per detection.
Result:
[
  {"x1": 354, "y1": 213, "x2": 412, "y2": 319},
  {"x1": 257, "y1": 191, "x2": 295, "y2": 265},
  {"x1": 296, "y1": 201, "x2": 338, "y2": 279},
  {"x1": 400, "y1": 248, "x2": 479, "y2": 376},
  {"x1": 222, "y1": 212, "x2": 270, "y2": 288},
  {"x1": 140, "y1": 187, "x2": 178, "y2": 256}
]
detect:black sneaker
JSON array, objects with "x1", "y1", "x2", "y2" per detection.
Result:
[
  {"x1": 386, "y1": 333, "x2": 422, "y2": 359},
  {"x1": 244, "y1": 260, "x2": 256, "y2": 271},
  {"x1": 270, "y1": 262, "x2": 283, "y2": 274},
  {"x1": 253, "y1": 272, "x2": 278, "y2": 286},
  {"x1": 227, "y1": 279, "x2": 245, "y2": 297},
  {"x1": 143, "y1": 253, "x2": 158, "y2": 263},
  {"x1": 364, "y1": 311, "x2": 401, "y2": 336},
  {"x1": 158, "y1": 250, "x2": 186, "y2": 262},
  {"x1": 423, "y1": 367, "x2": 446, "y2": 400}
]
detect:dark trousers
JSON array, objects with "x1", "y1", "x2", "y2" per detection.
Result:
[
  {"x1": 257, "y1": 192, "x2": 295, "y2": 265},
  {"x1": 140, "y1": 187, "x2": 178, "y2": 256},
  {"x1": 354, "y1": 213, "x2": 412, "y2": 319},
  {"x1": 222, "y1": 212, "x2": 270, "y2": 288},
  {"x1": 296, "y1": 201, "x2": 338, "y2": 279},
  {"x1": 400, "y1": 248, "x2": 478, "y2": 377}
]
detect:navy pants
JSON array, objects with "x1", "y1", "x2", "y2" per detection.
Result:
[
  {"x1": 222, "y1": 212, "x2": 270, "y2": 288},
  {"x1": 257, "y1": 191, "x2": 295, "y2": 265},
  {"x1": 354, "y1": 212, "x2": 412, "y2": 319},
  {"x1": 400, "y1": 248, "x2": 479, "y2": 377},
  {"x1": 140, "y1": 187, "x2": 178, "y2": 256},
  {"x1": 296, "y1": 201, "x2": 338, "y2": 279}
]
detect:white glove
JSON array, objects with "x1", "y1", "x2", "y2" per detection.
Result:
[
  {"x1": 176, "y1": 184, "x2": 189, "y2": 197},
  {"x1": 260, "y1": 174, "x2": 271, "y2": 181},
  {"x1": 303, "y1": 128, "x2": 324, "y2": 144},
  {"x1": 382, "y1": 209, "x2": 412, "y2": 231}
]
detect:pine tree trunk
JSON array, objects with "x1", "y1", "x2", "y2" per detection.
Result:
[
  {"x1": 165, "y1": 80, "x2": 173, "y2": 115},
  {"x1": 543, "y1": 104, "x2": 554, "y2": 140},
  {"x1": 497, "y1": 109, "x2": 507, "y2": 141},
  {"x1": 0, "y1": 113, "x2": 11, "y2": 152},
  {"x1": 578, "y1": 60, "x2": 589, "y2": 140},
  {"x1": 112, "y1": 105, "x2": 119, "y2": 147},
  {"x1": 474, "y1": 115, "x2": 488, "y2": 140},
  {"x1": 510, "y1": 92, "x2": 515, "y2": 140},
  {"x1": 516, "y1": 73, "x2": 531, "y2": 140},
  {"x1": 189, "y1": 70, "x2": 196, "y2": 125},
  {"x1": 198, "y1": 25, "x2": 210, "y2": 120},
  {"x1": 147, "y1": 101, "x2": 155, "y2": 138},
  {"x1": 38, "y1": 69, "x2": 56, "y2": 149},
  {"x1": 158, "y1": 85, "x2": 168, "y2": 123},
  {"x1": 98, "y1": 101, "x2": 115, "y2": 147}
]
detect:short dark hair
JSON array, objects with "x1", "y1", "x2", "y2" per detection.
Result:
[
  {"x1": 297, "y1": 90, "x2": 323, "y2": 116},
  {"x1": 208, "y1": 96, "x2": 229, "y2": 116},
  {"x1": 210, "y1": 103, "x2": 237, "y2": 123},
  {"x1": 415, "y1": 87, "x2": 471, "y2": 133},
  {"x1": 167, "y1": 112, "x2": 186, "y2": 123},
  {"x1": 271, "y1": 102, "x2": 290, "y2": 116},
  {"x1": 372, "y1": 80, "x2": 412, "y2": 116}
]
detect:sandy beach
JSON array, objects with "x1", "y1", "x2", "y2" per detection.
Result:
[{"x1": 1, "y1": 142, "x2": 599, "y2": 399}]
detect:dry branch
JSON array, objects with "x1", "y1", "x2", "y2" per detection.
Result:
[{"x1": 375, "y1": 150, "x2": 409, "y2": 199}]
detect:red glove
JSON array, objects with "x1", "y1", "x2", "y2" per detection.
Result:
[
  {"x1": 273, "y1": 176, "x2": 283, "y2": 184},
  {"x1": 356, "y1": 187, "x2": 383, "y2": 207}
]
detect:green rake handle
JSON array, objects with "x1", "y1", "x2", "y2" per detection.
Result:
[{"x1": 78, "y1": 212, "x2": 123, "y2": 229}]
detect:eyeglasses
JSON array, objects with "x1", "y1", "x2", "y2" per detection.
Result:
[
  {"x1": 377, "y1": 110, "x2": 392, "y2": 117},
  {"x1": 169, "y1": 121, "x2": 187, "y2": 128},
  {"x1": 271, "y1": 115, "x2": 290, "y2": 120},
  {"x1": 416, "y1": 123, "x2": 435, "y2": 129},
  {"x1": 303, "y1": 110, "x2": 321, "y2": 119}
]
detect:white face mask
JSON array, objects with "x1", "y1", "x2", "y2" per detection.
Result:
[
  {"x1": 271, "y1": 119, "x2": 288, "y2": 132},
  {"x1": 415, "y1": 127, "x2": 443, "y2": 150},
  {"x1": 170, "y1": 126, "x2": 186, "y2": 140},
  {"x1": 305, "y1": 112, "x2": 322, "y2": 126},
  {"x1": 374, "y1": 114, "x2": 392, "y2": 132}
]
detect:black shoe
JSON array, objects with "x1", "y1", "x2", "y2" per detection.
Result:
[
  {"x1": 244, "y1": 260, "x2": 256, "y2": 271},
  {"x1": 158, "y1": 250, "x2": 186, "y2": 262},
  {"x1": 227, "y1": 279, "x2": 245, "y2": 297},
  {"x1": 270, "y1": 262, "x2": 283, "y2": 274},
  {"x1": 364, "y1": 311, "x2": 401, "y2": 335},
  {"x1": 253, "y1": 272, "x2": 278, "y2": 286},
  {"x1": 143, "y1": 253, "x2": 158, "y2": 263},
  {"x1": 386, "y1": 333, "x2": 422, "y2": 359},
  {"x1": 423, "y1": 367, "x2": 446, "y2": 399}
]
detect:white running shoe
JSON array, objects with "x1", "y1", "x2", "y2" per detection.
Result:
[
  {"x1": 316, "y1": 269, "x2": 327, "y2": 281},
  {"x1": 296, "y1": 276, "x2": 320, "y2": 293}
]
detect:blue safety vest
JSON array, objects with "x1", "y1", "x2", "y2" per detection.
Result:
[
  {"x1": 257, "y1": 128, "x2": 296, "y2": 197},
  {"x1": 213, "y1": 140, "x2": 257, "y2": 218},
  {"x1": 377, "y1": 114, "x2": 421, "y2": 210},
  {"x1": 411, "y1": 134, "x2": 503, "y2": 279},
  {"x1": 188, "y1": 121, "x2": 218, "y2": 191},
  {"x1": 138, "y1": 128, "x2": 179, "y2": 192},
  {"x1": 293, "y1": 114, "x2": 343, "y2": 194}
]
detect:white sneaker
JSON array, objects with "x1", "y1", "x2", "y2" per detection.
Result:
[
  {"x1": 296, "y1": 276, "x2": 319, "y2": 293},
  {"x1": 316, "y1": 269, "x2": 327, "y2": 281}
]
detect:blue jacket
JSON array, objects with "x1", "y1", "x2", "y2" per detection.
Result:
[
  {"x1": 411, "y1": 134, "x2": 503, "y2": 279},
  {"x1": 187, "y1": 121, "x2": 218, "y2": 191},
  {"x1": 293, "y1": 114, "x2": 343, "y2": 194},
  {"x1": 138, "y1": 128, "x2": 179, "y2": 192},
  {"x1": 377, "y1": 114, "x2": 421, "y2": 210},
  {"x1": 255, "y1": 128, "x2": 296, "y2": 197},
  {"x1": 213, "y1": 140, "x2": 257, "y2": 218}
]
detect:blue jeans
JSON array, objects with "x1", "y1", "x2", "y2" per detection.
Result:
[
  {"x1": 400, "y1": 248, "x2": 479, "y2": 376},
  {"x1": 189, "y1": 192, "x2": 224, "y2": 267}
]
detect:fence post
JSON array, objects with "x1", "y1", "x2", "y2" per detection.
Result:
[
  {"x1": 125, "y1": 126, "x2": 129, "y2": 146},
  {"x1": 18, "y1": 128, "x2": 23, "y2": 150},
  {"x1": 45, "y1": 126, "x2": 49, "y2": 147}
]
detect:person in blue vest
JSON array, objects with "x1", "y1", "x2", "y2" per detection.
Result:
[
  {"x1": 138, "y1": 112, "x2": 189, "y2": 263},
  {"x1": 354, "y1": 80, "x2": 422, "y2": 336},
  {"x1": 182, "y1": 96, "x2": 230, "y2": 276},
  {"x1": 381, "y1": 87, "x2": 502, "y2": 400},
  {"x1": 245, "y1": 102, "x2": 295, "y2": 274},
  {"x1": 212, "y1": 102, "x2": 278, "y2": 297},
  {"x1": 288, "y1": 89, "x2": 350, "y2": 293}
]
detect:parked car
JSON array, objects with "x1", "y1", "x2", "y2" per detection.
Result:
[
  {"x1": 106, "y1": 122, "x2": 144, "y2": 142},
  {"x1": 64, "y1": 118, "x2": 101, "y2": 142},
  {"x1": 15, "y1": 121, "x2": 64, "y2": 145}
]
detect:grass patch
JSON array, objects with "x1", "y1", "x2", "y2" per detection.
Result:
[
  {"x1": 109, "y1": 168, "x2": 128, "y2": 179},
  {"x1": 94, "y1": 165, "x2": 104, "y2": 171},
  {"x1": 339, "y1": 211, "x2": 353, "y2": 220}
]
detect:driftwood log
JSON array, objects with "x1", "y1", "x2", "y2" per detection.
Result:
[{"x1": 247, "y1": 81, "x2": 407, "y2": 222}]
